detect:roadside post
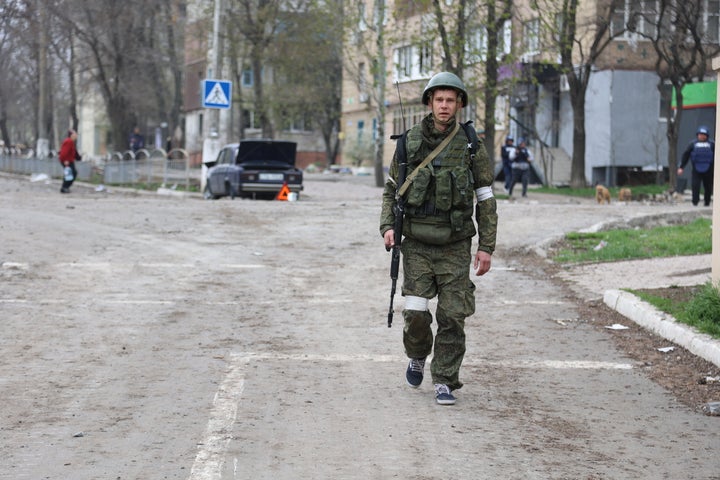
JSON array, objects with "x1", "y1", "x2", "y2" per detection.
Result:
[{"x1": 713, "y1": 56, "x2": 720, "y2": 287}]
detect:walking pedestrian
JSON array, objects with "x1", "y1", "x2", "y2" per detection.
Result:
[
  {"x1": 501, "y1": 135, "x2": 515, "y2": 193},
  {"x1": 129, "y1": 127, "x2": 145, "y2": 153},
  {"x1": 380, "y1": 72, "x2": 498, "y2": 406},
  {"x1": 508, "y1": 137, "x2": 533, "y2": 198},
  {"x1": 59, "y1": 129, "x2": 80, "y2": 194},
  {"x1": 678, "y1": 125, "x2": 715, "y2": 206}
]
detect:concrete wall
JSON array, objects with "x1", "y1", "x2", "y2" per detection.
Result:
[
  {"x1": 584, "y1": 70, "x2": 668, "y2": 183},
  {"x1": 585, "y1": 71, "x2": 613, "y2": 181}
]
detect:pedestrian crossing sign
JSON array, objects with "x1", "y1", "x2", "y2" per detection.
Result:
[{"x1": 202, "y1": 79, "x2": 232, "y2": 109}]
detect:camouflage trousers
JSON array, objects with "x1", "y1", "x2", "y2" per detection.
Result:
[{"x1": 401, "y1": 237, "x2": 476, "y2": 390}]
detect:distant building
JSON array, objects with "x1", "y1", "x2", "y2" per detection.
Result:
[
  {"x1": 182, "y1": 1, "x2": 329, "y2": 169},
  {"x1": 340, "y1": 0, "x2": 720, "y2": 186}
]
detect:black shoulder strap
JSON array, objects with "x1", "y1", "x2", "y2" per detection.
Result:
[
  {"x1": 390, "y1": 131, "x2": 408, "y2": 163},
  {"x1": 460, "y1": 120, "x2": 479, "y2": 155}
]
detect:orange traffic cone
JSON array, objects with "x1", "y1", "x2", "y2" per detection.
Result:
[{"x1": 276, "y1": 182, "x2": 291, "y2": 201}]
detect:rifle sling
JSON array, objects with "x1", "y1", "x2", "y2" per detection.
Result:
[{"x1": 397, "y1": 121, "x2": 461, "y2": 197}]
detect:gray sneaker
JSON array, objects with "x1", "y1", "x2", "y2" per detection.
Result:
[
  {"x1": 405, "y1": 358, "x2": 426, "y2": 388},
  {"x1": 434, "y1": 384, "x2": 456, "y2": 405}
]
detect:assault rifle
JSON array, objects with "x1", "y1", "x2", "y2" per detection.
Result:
[
  {"x1": 387, "y1": 153, "x2": 407, "y2": 327},
  {"x1": 387, "y1": 83, "x2": 408, "y2": 328}
]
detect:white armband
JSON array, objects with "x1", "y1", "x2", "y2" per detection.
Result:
[
  {"x1": 405, "y1": 296, "x2": 429, "y2": 311},
  {"x1": 475, "y1": 186, "x2": 494, "y2": 202}
]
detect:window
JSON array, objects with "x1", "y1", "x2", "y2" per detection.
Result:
[
  {"x1": 283, "y1": 112, "x2": 312, "y2": 132},
  {"x1": 393, "y1": 105, "x2": 427, "y2": 135},
  {"x1": 466, "y1": 26, "x2": 486, "y2": 64},
  {"x1": 705, "y1": 0, "x2": 720, "y2": 42},
  {"x1": 466, "y1": 21, "x2": 512, "y2": 64},
  {"x1": 635, "y1": 0, "x2": 658, "y2": 37},
  {"x1": 501, "y1": 20, "x2": 512, "y2": 56},
  {"x1": 396, "y1": 45, "x2": 413, "y2": 79},
  {"x1": 357, "y1": 120, "x2": 365, "y2": 143},
  {"x1": 241, "y1": 68, "x2": 253, "y2": 87},
  {"x1": 394, "y1": 43, "x2": 433, "y2": 81},
  {"x1": 612, "y1": 0, "x2": 659, "y2": 39},
  {"x1": 523, "y1": 19, "x2": 540, "y2": 58},
  {"x1": 358, "y1": 2, "x2": 367, "y2": 32},
  {"x1": 242, "y1": 109, "x2": 257, "y2": 130},
  {"x1": 359, "y1": 62, "x2": 367, "y2": 96},
  {"x1": 418, "y1": 43, "x2": 433, "y2": 75}
]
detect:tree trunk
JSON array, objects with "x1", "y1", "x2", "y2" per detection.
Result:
[
  {"x1": 483, "y1": 1, "x2": 499, "y2": 166},
  {"x1": 569, "y1": 79, "x2": 587, "y2": 188},
  {"x1": 667, "y1": 84, "x2": 684, "y2": 192},
  {"x1": 252, "y1": 53, "x2": 272, "y2": 138}
]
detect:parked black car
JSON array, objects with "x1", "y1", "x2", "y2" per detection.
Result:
[{"x1": 203, "y1": 139, "x2": 303, "y2": 199}]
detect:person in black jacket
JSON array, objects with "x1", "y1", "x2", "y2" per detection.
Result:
[
  {"x1": 500, "y1": 135, "x2": 515, "y2": 193},
  {"x1": 678, "y1": 125, "x2": 715, "y2": 206},
  {"x1": 508, "y1": 137, "x2": 533, "y2": 198}
]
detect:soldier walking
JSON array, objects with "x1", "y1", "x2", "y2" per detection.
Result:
[{"x1": 380, "y1": 72, "x2": 498, "y2": 405}]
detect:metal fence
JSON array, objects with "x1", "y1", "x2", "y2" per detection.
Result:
[{"x1": 0, "y1": 148, "x2": 198, "y2": 190}]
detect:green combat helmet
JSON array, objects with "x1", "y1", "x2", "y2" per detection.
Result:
[{"x1": 422, "y1": 72, "x2": 468, "y2": 107}]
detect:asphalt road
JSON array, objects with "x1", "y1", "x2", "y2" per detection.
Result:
[{"x1": 1, "y1": 172, "x2": 718, "y2": 480}]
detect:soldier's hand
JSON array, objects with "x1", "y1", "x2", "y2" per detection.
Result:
[
  {"x1": 383, "y1": 229, "x2": 395, "y2": 251},
  {"x1": 473, "y1": 250, "x2": 492, "y2": 276}
]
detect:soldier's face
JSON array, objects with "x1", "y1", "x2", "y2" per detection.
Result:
[{"x1": 430, "y1": 89, "x2": 461, "y2": 127}]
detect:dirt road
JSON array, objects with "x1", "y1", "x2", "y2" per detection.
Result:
[{"x1": 1, "y1": 173, "x2": 718, "y2": 479}]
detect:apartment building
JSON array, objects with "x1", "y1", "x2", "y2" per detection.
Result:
[{"x1": 341, "y1": 0, "x2": 719, "y2": 186}]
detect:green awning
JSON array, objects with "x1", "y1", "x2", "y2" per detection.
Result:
[{"x1": 671, "y1": 81, "x2": 717, "y2": 109}]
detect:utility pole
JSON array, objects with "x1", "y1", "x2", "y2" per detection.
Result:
[
  {"x1": 210, "y1": 0, "x2": 224, "y2": 137},
  {"x1": 201, "y1": 0, "x2": 225, "y2": 192}
]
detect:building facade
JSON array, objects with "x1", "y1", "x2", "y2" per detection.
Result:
[{"x1": 340, "y1": 0, "x2": 720, "y2": 186}]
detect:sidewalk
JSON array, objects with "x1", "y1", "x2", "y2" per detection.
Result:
[{"x1": 557, "y1": 253, "x2": 720, "y2": 368}]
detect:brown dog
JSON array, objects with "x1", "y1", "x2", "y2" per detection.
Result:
[
  {"x1": 595, "y1": 184, "x2": 611, "y2": 204},
  {"x1": 618, "y1": 187, "x2": 632, "y2": 202}
]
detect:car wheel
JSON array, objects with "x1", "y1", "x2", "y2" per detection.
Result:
[
  {"x1": 224, "y1": 178, "x2": 237, "y2": 200},
  {"x1": 204, "y1": 184, "x2": 219, "y2": 200}
]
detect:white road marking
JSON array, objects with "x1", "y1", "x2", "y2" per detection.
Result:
[
  {"x1": 185, "y1": 352, "x2": 630, "y2": 478},
  {"x1": 0, "y1": 298, "x2": 344, "y2": 306},
  {"x1": 229, "y1": 352, "x2": 633, "y2": 370},
  {"x1": 53, "y1": 262, "x2": 265, "y2": 269},
  {"x1": 1, "y1": 262, "x2": 28, "y2": 269},
  {"x1": 499, "y1": 299, "x2": 569, "y2": 305},
  {"x1": 188, "y1": 354, "x2": 249, "y2": 480}
]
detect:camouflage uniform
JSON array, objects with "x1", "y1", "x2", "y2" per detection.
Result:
[{"x1": 380, "y1": 113, "x2": 498, "y2": 391}]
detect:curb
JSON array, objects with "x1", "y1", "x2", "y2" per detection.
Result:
[{"x1": 604, "y1": 289, "x2": 720, "y2": 368}]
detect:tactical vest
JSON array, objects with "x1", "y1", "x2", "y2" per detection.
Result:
[
  {"x1": 690, "y1": 141, "x2": 714, "y2": 173},
  {"x1": 397, "y1": 122, "x2": 478, "y2": 244}
]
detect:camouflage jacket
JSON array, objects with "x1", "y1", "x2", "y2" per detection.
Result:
[{"x1": 379, "y1": 114, "x2": 498, "y2": 254}]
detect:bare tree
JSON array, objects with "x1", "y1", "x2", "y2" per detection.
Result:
[
  {"x1": 630, "y1": 0, "x2": 720, "y2": 190},
  {"x1": 341, "y1": 0, "x2": 390, "y2": 187},
  {"x1": 480, "y1": 0, "x2": 513, "y2": 162},
  {"x1": 50, "y1": 0, "x2": 185, "y2": 152},
  {"x1": 535, "y1": 0, "x2": 626, "y2": 188},
  {"x1": 232, "y1": 0, "x2": 283, "y2": 139},
  {"x1": 424, "y1": 1, "x2": 512, "y2": 161},
  {"x1": 268, "y1": 0, "x2": 343, "y2": 166},
  {"x1": 0, "y1": 1, "x2": 24, "y2": 147}
]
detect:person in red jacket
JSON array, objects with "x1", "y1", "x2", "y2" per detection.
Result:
[{"x1": 59, "y1": 129, "x2": 80, "y2": 193}]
